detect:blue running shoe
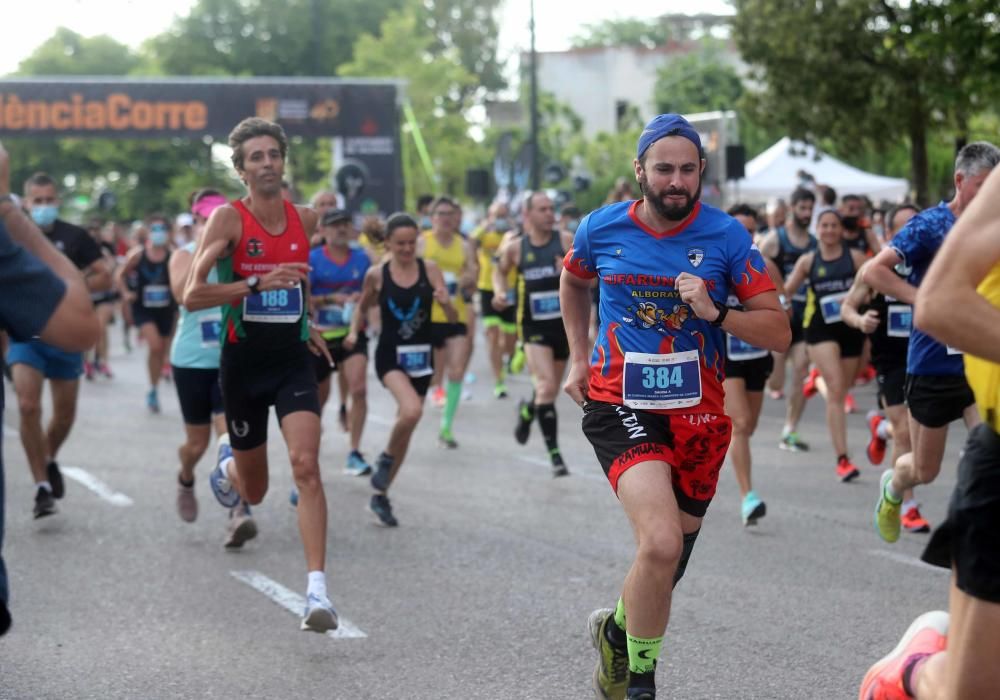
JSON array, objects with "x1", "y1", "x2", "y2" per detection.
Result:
[
  {"x1": 370, "y1": 453, "x2": 393, "y2": 493},
  {"x1": 369, "y1": 493, "x2": 398, "y2": 527},
  {"x1": 344, "y1": 450, "x2": 372, "y2": 477},
  {"x1": 300, "y1": 593, "x2": 339, "y2": 633},
  {"x1": 209, "y1": 438, "x2": 240, "y2": 508},
  {"x1": 741, "y1": 490, "x2": 766, "y2": 526},
  {"x1": 146, "y1": 389, "x2": 160, "y2": 414}
]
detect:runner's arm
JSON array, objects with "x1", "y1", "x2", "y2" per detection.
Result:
[
  {"x1": 83, "y1": 257, "x2": 112, "y2": 293},
  {"x1": 491, "y1": 239, "x2": 517, "y2": 307},
  {"x1": 461, "y1": 237, "x2": 478, "y2": 291},
  {"x1": 763, "y1": 257, "x2": 790, "y2": 312},
  {"x1": 862, "y1": 247, "x2": 917, "y2": 305},
  {"x1": 917, "y1": 168, "x2": 1000, "y2": 360},
  {"x1": 169, "y1": 247, "x2": 193, "y2": 306},
  {"x1": 344, "y1": 266, "x2": 379, "y2": 349},
  {"x1": 781, "y1": 252, "x2": 811, "y2": 306},
  {"x1": 426, "y1": 260, "x2": 459, "y2": 323},
  {"x1": 560, "y1": 267, "x2": 593, "y2": 404},
  {"x1": 864, "y1": 227, "x2": 883, "y2": 255},
  {"x1": 841, "y1": 261, "x2": 878, "y2": 333},
  {"x1": 115, "y1": 246, "x2": 142, "y2": 301}
]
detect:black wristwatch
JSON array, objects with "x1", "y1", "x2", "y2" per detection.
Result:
[
  {"x1": 246, "y1": 275, "x2": 261, "y2": 295},
  {"x1": 709, "y1": 300, "x2": 729, "y2": 327}
]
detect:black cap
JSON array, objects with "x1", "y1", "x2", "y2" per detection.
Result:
[{"x1": 321, "y1": 209, "x2": 351, "y2": 226}]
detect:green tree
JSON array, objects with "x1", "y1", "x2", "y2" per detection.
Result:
[
  {"x1": 422, "y1": 0, "x2": 506, "y2": 97},
  {"x1": 15, "y1": 28, "x2": 142, "y2": 76},
  {"x1": 339, "y1": 8, "x2": 486, "y2": 205},
  {"x1": 654, "y1": 40, "x2": 743, "y2": 115},
  {"x1": 732, "y1": 0, "x2": 1000, "y2": 205},
  {"x1": 570, "y1": 17, "x2": 669, "y2": 50}
]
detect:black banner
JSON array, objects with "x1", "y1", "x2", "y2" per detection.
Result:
[{"x1": 0, "y1": 77, "x2": 403, "y2": 214}]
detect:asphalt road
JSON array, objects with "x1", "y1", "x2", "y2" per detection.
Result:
[{"x1": 0, "y1": 329, "x2": 962, "y2": 699}]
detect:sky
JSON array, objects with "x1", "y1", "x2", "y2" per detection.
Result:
[{"x1": 2, "y1": 0, "x2": 734, "y2": 75}]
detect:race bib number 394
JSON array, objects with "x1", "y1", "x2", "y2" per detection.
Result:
[{"x1": 622, "y1": 350, "x2": 702, "y2": 410}]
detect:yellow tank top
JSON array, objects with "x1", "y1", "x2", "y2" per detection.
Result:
[
  {"x1": 358, "y1": 233, "x2": 385, "y2": 261},
  {"x1": 474, "y1": 229, "x2": 517, "y2": 291},
  {"x1": 965, "y1": 262, "x2": 1000, "y2": 430},
  {"x1": 423, "y1": 231, "x2": 466, "y2": 322}
]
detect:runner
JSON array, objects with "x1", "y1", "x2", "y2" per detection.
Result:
[
  {"x1": 864, "y1": 141, "x2": 997, "y2": 543},
  {"x1": 758, "y1": 187, "x2": 816, "y2": 450},
  {"x1": 725, "y1": 204, "x2": 789, "y2": 525},
  {"x1": 183, "y1": 117, "x2": 337, "y2": 632},
  {"x1": 308, "y1": 207, "x2": 372, "y2": 476},
  {"x1": 168, "y1": 188, "x2": 258, "y2": 545},
  {"x1": 117, "y1": 215, "x2": 177, "y2": 413},
  {"x1": 86, "y1": 222, "x2": 119, "y2": 380},
  {"x1": 858, "y1": 164, "x2": 1000, "y2": 700},
  {"x1": 7, "y1": 171, "x2": 111, "y2": 518},
  {"x1": 418, "y1": 196, "x2": 475, "y2": 448},
  {"x1": 841, "y1": 203, "x2": 931, "y2": 533},
  {"x1": 0, "y1": 142, "x2": 100, "y2": 634},
  {"x1": 783, "y1": 209, "x2": 868, "y2": 481},
  {"x1": 473, "y1": 202, "x2": 518, "y2": 398},
  {"x1": 839, "y1": 194, "x2": 882, "y2": 255},
  {"x1": 345, "y1": 212, "x2": 456, "y2": 526},
  {"x1": 563, "y1": 114, "x2": 789, "y2": 699},
  {"x1": 493, "y1": 191, "x2": 573, "y2": 476}
]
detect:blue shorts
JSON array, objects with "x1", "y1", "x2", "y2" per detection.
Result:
[{"x1": 7, "y1": 339, "x2": 83, "y2": 380}]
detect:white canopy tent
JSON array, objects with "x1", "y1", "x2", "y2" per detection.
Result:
[{"x1": 731, "y1": 137, "x2": 910, "y2": 203}]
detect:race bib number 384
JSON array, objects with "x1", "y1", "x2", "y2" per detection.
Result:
[{"x1": 622, "y1": 350, "x2": 702, "y2": 410}]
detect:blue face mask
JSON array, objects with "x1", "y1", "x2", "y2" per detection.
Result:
[
  {"x1": 31, "y1": 205, "x2": 59, "y2": 228},
  {"x1": 150, "y1": 227, "x2": 169, "y2": 246},
  {"x1": 494, "y1": 218, "x2": 510, "y2": 233},
  {"x1": 565, "y1": 219, "x2": 580, "y2": 233}
]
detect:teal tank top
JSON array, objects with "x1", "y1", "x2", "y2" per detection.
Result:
[{"x1": 169, "y1": 242, "x2": 222, "y2": 369}]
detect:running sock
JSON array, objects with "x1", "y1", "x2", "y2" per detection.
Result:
[
  {"x1": 605, "y1": 597, "x2": 628, "y2": 647},
  {"x1": 36, "y1": 481, "x2": 53, "y2": 493},
  {"x1": 441, "y1": 380, "x2": 463, "y2": 433},
  {"x1": 307, "y1": 571, "x2": 327, "y2": 600},
  {"x1": 902, "y1": 498, "x2": 918, "y2": 512},
  {"x1": 885, "y1": 478, "x2": 903, "y2": 504},
  {"x1": 876, "y1": 419, "x2": 891, "y2": 441},
  {"x1": 178, "y1": 474, "x2": 194, "y2": 488},
  {"x1": 627, "y1": 634, "x2": 663, "y2": 674},
  {"x1": 217, "y1": 434, "x2": 235, "y2": 478},
  {"x1": 536, "y1": 403, "x2": 559, "y2": 452}
]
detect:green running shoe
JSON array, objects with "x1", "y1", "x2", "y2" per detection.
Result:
[
  {"x1": 874, "y1": 468, "x2": 902, "y2": 543},
  {"x1": 510, "y1": 343, "x2": 526, "y2": 374},
  {"x1": 587, "y1": 608, "x2": 629, "y2": 700}
]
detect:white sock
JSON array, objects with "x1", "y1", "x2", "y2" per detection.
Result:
[
  {"x1": 36, "y1": 481, "x2": 52, "y2": 492},
  {"x1": 902, "y1": 499, "x2": 918, "y2": 512},
  {"x1": 876, "y1": 420, "x2": 891, "y2": 441},
  {"x1": 885, "y1": 479, "x2": 903, "y2": 503},
  {"x1": 782, "y1": 425, "x2": 793, "y2": 436},
  {"x1": 217, "y1": 434, "x2": 234, "y2": 475},
  {"x1": 307, "y1": 571, "x2": 327, "y2": 600}
]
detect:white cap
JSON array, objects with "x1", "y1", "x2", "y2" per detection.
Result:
[{"x1": 176, "y1": 213, "x2": 194, "y2": 227}]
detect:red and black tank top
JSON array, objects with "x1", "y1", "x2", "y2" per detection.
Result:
[{"x1": 217, "y1": 199, "x2": 310, "y2": 350}]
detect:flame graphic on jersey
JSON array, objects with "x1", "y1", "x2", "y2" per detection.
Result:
[
  {"x1": 733, "y1": 255, "x2": 767, "y2": 288},
  {"x1": 596, "y1": 322, "x2": 625, "y2": 376}
]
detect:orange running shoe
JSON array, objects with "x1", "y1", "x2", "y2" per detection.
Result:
[
  {"x1": 858, "y1": 610, "x2": 948, "y2": 700},
  {"x1": 856, "y1": 363, "x2": 877, "y2": 386},
  {"x1": 836, "y1": 456, "x2": 860, "y2": 482},
  {"x1": 431, "y1": 385, "x2": 446, "y2": 408},
  {"x1": 803, "y1": 367, "x2": 820, "y2": 398},
  {"x1": 901, "y1": 505, "x2": 931, "y2": 533},
  {"x1": 867, "y1": 414, "x2": 887, "y2": 465}
]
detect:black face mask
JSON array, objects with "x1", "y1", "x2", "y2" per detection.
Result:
[{"x1": 841, "y1": 215, "x2": 859, "y2": 231}]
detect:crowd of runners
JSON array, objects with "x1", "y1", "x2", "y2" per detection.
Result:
[{"x1": 2, "y1": 114, "x2": 998, "y2": 700}]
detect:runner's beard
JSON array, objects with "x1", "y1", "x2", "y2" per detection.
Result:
[{"x1": 639, "y1": 173, "x2": 701, "y2": 222}]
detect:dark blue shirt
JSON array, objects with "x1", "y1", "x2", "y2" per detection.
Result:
[{"x1": 890, "y1": 202, "x2": 961, "y2": 375}]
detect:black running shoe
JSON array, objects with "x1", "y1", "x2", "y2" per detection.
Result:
[
  {"x1": 514, "y1": 400, "x2": 533, "y2": 445},
  {"x1": 370, "y1": 454, "x2": 393, "y2": 493},
  {"x1": 551, "y1": 450, "x2": 569, "y2": 477},
  {"x1": 0, "y1": 598, "x2": 10, "y2": 636},
  {"x1": 369, "y1": 494, "x2": 398, "y2": 527},
  {"x1": 33, "y1": 487, "x2": 56, "y2": 519},
  {"x1": 47, "y1": 460, "x2": 65, "y2": 499},
  {"x1": 627, "y1": 690, "x2": 655, "y2": 700}
]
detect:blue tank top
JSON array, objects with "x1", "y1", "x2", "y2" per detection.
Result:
[{"x1": 169, "y1": 242, "x2": 222, "y2": 369}]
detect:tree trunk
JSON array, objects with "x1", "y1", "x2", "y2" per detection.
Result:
[{"x1": 908, "y1": 108, "x2": 929, "y2": 208}]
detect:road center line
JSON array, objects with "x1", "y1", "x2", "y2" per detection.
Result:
[
  {"x1": 61, "y1": 466, "x2": 133, "y2": 506},
  {"x1": 866, "y1": 549, "x2": 949, "y2": 574},
  {"x1": 230, "y1": 570, "x2": 367, "y2": 639}
]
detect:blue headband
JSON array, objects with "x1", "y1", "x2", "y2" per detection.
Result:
[{"x1": 636, "y1": 113, "x2": 703, "y2": 160}]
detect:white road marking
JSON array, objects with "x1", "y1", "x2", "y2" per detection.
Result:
[
  {"x1": 61, "y1": 466, "x2": 133, "y2": 506},
  {"x1": 230, "y1": 570, "x2": 367, "y2": 639},
  {"x1": 866, "y1": 549, "x2": 949, "y2": 574},
  {"x1": 517, "y1": 455, "x2": 605, "y2": 482}
]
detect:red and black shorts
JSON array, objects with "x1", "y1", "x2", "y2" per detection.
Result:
[{"x1": 581, "y1": 400, "x2": 733, "y2": 518}]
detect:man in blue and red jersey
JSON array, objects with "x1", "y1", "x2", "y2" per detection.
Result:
[
  {"x1": 561, "y1": 114, "x2": 791, "y2": 700},
  {"x1": 184, "y1": 117, "x2": 338, "y2": 634}
]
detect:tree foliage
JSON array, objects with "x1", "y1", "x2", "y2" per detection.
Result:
[
  {"x1": 16, "y1": 28, "x2": 142, "y2": 76},
  {"x1": 732, "y1": 0, "x2": 1000, "y2": 205},
  {"x1": 653, "y1": 40, "x2": 743, "y2": 116},
  {"x1": 570, "y1": 18, "x2": 671, "y2": 50}
]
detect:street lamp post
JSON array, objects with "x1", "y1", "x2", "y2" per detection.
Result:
[{"x1": 529, "y1": 0, "x2": 540, "y2": 191}]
